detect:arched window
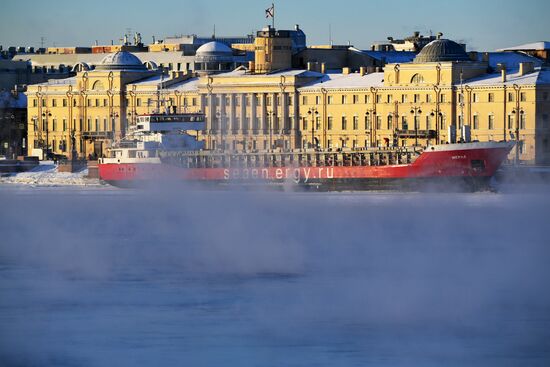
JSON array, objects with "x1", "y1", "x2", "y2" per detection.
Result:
[
  {"x1": 91, "y1": 80, "x2": 105, "y2": 90},
  {"x1": 411, "y1": 73, "x2": 424, "y2": 84}
]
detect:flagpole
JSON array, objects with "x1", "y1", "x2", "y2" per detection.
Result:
[{"x1": 272, "y1": 2, "x2": 275, "y2": 29}]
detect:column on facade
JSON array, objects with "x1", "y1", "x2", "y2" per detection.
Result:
[
  {"x1": 292, "y1": 92, "x2": 300, "y2": 149},
  {"x1": 207, "y1": 94, "x2": 215, "y2": 134},
  {"x1": 229, "y1": 94, "x2": 235, "y2": 134},
  {"x1": 219, "y1": 93, "x2": 226, "y2": 149},
  {"x1": 239, "y1": 94, "x2": 246, "y2": 134},
  {"x1": 249, "y1": 92, "x2": 257, "y2": 135},
  {"x1": 260, "y1": 93, "x2": 267, "y2": 134}
]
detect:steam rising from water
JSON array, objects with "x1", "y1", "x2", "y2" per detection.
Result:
[{"x1": 0, "y1": 186, "x2": 549, "y2": 366}]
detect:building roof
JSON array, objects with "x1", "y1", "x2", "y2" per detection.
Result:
[
  {"x1": 195, "y1": 41, "x2": 234, "y2": 63},
  {"x1": 0, "y1": 91, "x2": 26, "y2": 109},
  {"x1": 473, "y1": 52, "x2": 543, "y2": 71},
  {"x1": 414, "y1": 39, "x2": 470, "y2": 63},
  {"x1": 464, "y1": 67, "x2": 550, "y2": 86},
  {"x1": 96, "y1": 51, "x2": 146, "y2": 71},
  {"x1": 299, "y1": 72, "x2": 384, "y2": 91},
  {"x1": 498, "y1": 42, "x2": 550, "y2": 51},
  {"x1": 360, "y1": 50, "x2": 416, "y2": 64}
]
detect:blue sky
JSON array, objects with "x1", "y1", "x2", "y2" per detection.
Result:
[{"x1": 1, "y1": 0, "x2": 548, "y2": 51}]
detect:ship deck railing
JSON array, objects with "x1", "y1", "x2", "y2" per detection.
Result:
[{"x1": 158, "y1": 147, "x2": 422, "y2": 169}]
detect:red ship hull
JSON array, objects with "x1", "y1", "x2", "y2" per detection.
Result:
[{"x1": 98, "y1": 142, "x2": 514, "y2": 190}]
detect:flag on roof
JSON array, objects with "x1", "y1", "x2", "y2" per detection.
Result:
[{"x1": 265, "y1": 4, "x2": 274, "y2": 18}]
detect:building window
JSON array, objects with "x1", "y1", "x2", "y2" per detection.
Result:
[
  {"x1": 95, "y1": 118, "x2": 99, "y2": 131},
  {"x1": 365, "y1": 95, "x2": 370, "y2": 104},
  {"x1": 33, "y1": 99, "x2": 37, "y2": 107},
  {"x1": 458, "y1": 93, "x2": 464, "y2": 103},
  {"x1": 365, "y1": 115, "x2": 371, "y2": 130},
  {"x1": 95, "y1": 99, "x2": 99, "y2": 107},
  {"x1": 413, "y1": 94, "x2": 420, "y2": 103},
  {"x1": 302, "y1": 96, "x2": 308, "y2": 105},
  {"x1": 507, "y1": 115, "x2": 514, "y2": 129},
  {"x1": 508, "y1": 92, "x2": 514, "y2": 102},
  {"x1": 401, "y1": 94, "x2": 407, "y2": 103},
  {"x1": 315, "y1": 116, "x2": 321, "y2": 130},
  {"x1": 353, "y1": 115, "x2": 359, "y2": 130},
  {"x1": 52, "y1": 119, "x2": 57, "y2": 131},
  {"x1": 352, "y1": 139, "x2": 357, "y2": 148},
  {"x1": 488, "y1": 114, "x2": 494, "y2": 130},
  {"x1": 327, "y1": 116, "x2": 333, "y2": 130},
  {"x1": 520, "y1": 113, "x2": 526, "y2": 129},
  {"x1": 353, "y1": 95, "x2": 359, "y2": 104},
  {"x1": 473, "y1": 93, "x2": 479, "y2": 103},
  {"x1": 341, "y1": 95, "x2": 347, "y2": 104},
  {"x1": 376, "y1": 94, "x2": 382, "y2": 103},
  {"x1": 411, "y1": 73, "x2": 424, "y2": 84},
  {"x1": 426, "y1": 94, "x2": 432, "y2": 103},
  {"x1": 87, "y1": 118, "x2": 91, "y2": 131},
  {"x1": 52, "y1": 99, "x2": 57, "y2": 107},
  {"x1": 401, "y1": 116, "x2": 408, "y2": 130},
  {"x1": 520, "y1": 92, "x2": 526, "y2": 102},
  {"x1": 473, "y1": 114, "x2": 479, "y2": 129},
  {"x1": 341, "y1": 116, "x2": 347, "y2": 130},
  {"x1": 327, "y1": 96, "x2": 333, "y2": 104},
  {"x1": 302, "y1": 117, "x2": 307, "y2": 130},
  {"x1": 458, "y1": 115, "x2": 464, "y2": 129},
  {"x1": 73, "y1": 99, "x2": 77, "y2": 107},
  {"x1": 42, "y1": 99, "x2": 46, "y2": 107},
  {"x1": 103, "y1": 118, "x2": 107, "y2": 131},
  {"x1": 87, "y1": 99, "x2": 91, "y2": 107},
  {"x1": 387, "y1": 115, "x2": 393, "y2": 130},
  {"x1": 488, "y1": 93, "x2": 494, "y2": 102},
  {"x1": 387, "y1": 94, "x2": 393, "y2": 103},
  {"x1": 62, "y1": 119, "x2": 67, "y2": 131},
  {"x1": 376, "y1": 116, "x2": 382, "y2": 129},
  {"x1": 137, "y1": 98, "x2": 141, "y2": 107},
  {"x1": 62, "y1": 99, "x2": 67, "y2": 107},
  {"x1": 426, "y1": 115, "x2": 431, "y2": 130},
  {"x1": 440, "y1": 114, "x2": 446, "y2": 130}
]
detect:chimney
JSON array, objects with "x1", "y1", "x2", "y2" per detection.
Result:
[
  {"x1": 360, "y1": 66, "x2": 366, "y2": 76},
  {"x1": 321, "y1": 62, "x2": 326, "y2": 74},
  {"x1": 248, "y1": 61, "x2": 255, "y2": 73},
  {"x1": 295, "y1": 24, "x2": 300, "y2": 31},
  {"x1": 519, "y1": 62, "x2": 534, "y2": 76},
  {"x1": 342, "y1": 67, "x2": 350, "y2": 75},
  {"x1": 497, "y1": 63, "x2": 507, "y2": 82}
]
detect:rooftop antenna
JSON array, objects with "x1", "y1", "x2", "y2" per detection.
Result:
[
  {"x1": 265, "y1": 2, "x2": 275, "y2": 29},
  {"x1": 329, "y1": 24, "x2": 332, "y2": 46}
]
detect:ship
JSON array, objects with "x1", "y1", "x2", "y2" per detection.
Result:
[{"x1": 98, "y1": 112, "x2": 515, "y2": 191}]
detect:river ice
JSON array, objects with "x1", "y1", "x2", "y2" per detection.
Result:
[{"x1": 0, "y1": 185, "x2": 549, "y2": 366}]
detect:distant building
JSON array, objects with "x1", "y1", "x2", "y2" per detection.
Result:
[{"x1": 498, "y1": 42, "x2": 550, "y2": 64}]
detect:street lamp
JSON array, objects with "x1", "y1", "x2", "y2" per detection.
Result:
[
  {"x1": 307, "y1": 107, "x2": 319, "y2": 149},
  {"x1": 42, "y1": 110, "x2": 52, "y2": 159},
  {"x1": 511, "y1": 107, "x2": 524, "y2": 165},
  {"x1": 430, "y1": 110, "x2": 443, "y2": 146},
  {"x1": 365, "y1": 109, "x2": 376, "y2": 147},
  {"x1": 410, "y1": 107, "x2": 422, "y2": 147}
]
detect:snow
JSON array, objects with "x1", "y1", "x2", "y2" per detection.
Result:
[
  {"x1": 465, "y1": 67, "x2": 550, "y2": 86},
  {"x1": 0, "y1": 161, "x2": 104, "y2": 187},
  {"x1": 299, "y1": 72, "x2": 384, "y2": 91},
  {"x1": 360, "y1": 50, "x2": 416, "y2": 63},
  {"x1": 474, "y1": 51, "x2": 543, "y2": 70},
  {"x1": 498, "y1": 41, "x2": 550, "y2": 51},
  {"x1": 0, "y1": 91, "x2": 26, "y2": 108}
]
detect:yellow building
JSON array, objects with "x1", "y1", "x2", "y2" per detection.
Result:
[{"x1": 26, "y1": 36, "x2": 550, "y2": 164}]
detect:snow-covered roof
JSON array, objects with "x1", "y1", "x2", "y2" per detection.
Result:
[
  {"x1": 464, "y1": 67, "x2": 550, "y2": 87},
  {"x1": 473, "y1": 52, "x2": 543, "y2": 71},
  {"x1": 164, "y1": 77, "x2": 200, "y2": 91},
  {"x1": 215, "y1": 68, "x2": 324, "y2": 78},
  {"x1": 360, "y1": 50, "x2": 416, "y2": 63},
  {"x1": 299, "y1": 72, "x2": 384, "y2": 91},
  {"x1": 498, "y1": 42, "x2": 550, "y2": 51},
  {"x1": 32, "y1": 76, "x2": 78, "y2": 87},
  {"x1": 0, "y1": 91, "x2": 27, "y2": 109},
  {"x1": 196, "y1": 41, "x2": 233, "y2": 55}
]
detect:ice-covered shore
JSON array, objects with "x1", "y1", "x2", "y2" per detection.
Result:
[{"x1": 0, "y1": 161, "x2": 104, "y2": 187}]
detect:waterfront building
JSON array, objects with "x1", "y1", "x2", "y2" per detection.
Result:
[{"x1": 25, "y1": 30, "x2": 550, "y2": 164}]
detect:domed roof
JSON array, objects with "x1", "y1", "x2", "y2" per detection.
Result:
[
  {"x1": 195, "y1": 41, "x2": 233, "y2": 63},
  {"x1": 96, "y1": 51, "x2": 146, "y2": 71},
  {"x1": 414, "y1": 39, "x2": 470, "y2": 63}
]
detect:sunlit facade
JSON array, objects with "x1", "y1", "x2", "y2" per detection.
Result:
[{"x1": 26, "y1": 34, "x2": 550, "y2": 164}]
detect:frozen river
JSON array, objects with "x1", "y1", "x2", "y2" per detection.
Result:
[{"x1": 1, "y1": 185, "x2": 549, "y2": 366}]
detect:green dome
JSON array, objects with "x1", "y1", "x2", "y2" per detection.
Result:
[{"x1": 414, "y1": 39, "x2": 470, "y2": 63}]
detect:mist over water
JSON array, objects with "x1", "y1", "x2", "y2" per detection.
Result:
[{"x1": 1, "y1": 185, "x2": 549, "y2": 366}]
